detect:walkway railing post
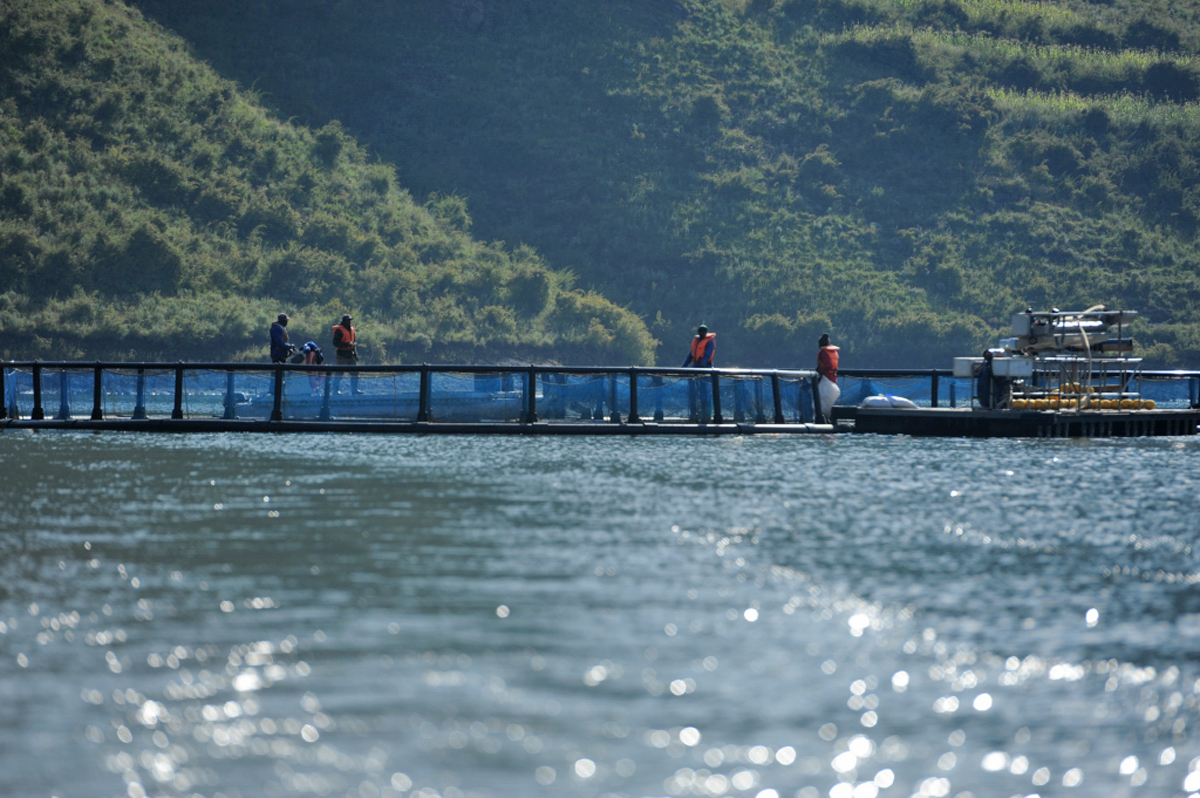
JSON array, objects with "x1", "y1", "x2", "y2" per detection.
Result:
[
  {"x1": 711, "y1": 371, "x2": 723, "y2": 424},
  {"x1": 133, "y1": 368, "x2": 147, "y2": 419},
  {"x1": 31, "y1": 362, "x2": 43, "y2": 420},
  {"x1": 270, "y1": 365, "x2": 284, "y2": 422},
  {"x1": 223, "y1": 371, "x2": 238, "y2": 419},
  {"x1": 56, "y1": 370, "x2": 71, "y2": 420},
  {"x1": 0, "y1": 363, "x2": 9, "y2": 419},
  {"x1": 771, "y1": 373, "x2": 784, "y2": 424},
  {"x1": 524, "y1": 366, "x2": 538, "y2": 424},
  {"x1": 91, "y1": 362, "x2": 104, "y2": 420},
  {"x1": 931, "y1": 371, "x2": 940, "y2": 408},
  {"x1": 628, "y1": 369, "x2": 640, "y2": 424},
  {"x1": 417, "y1": 365, "x2": 430, "y2": 422},
  {"x1": 949, "y1": 380, "x2": 957, "y2": 408},
  {"x1": 609, "y1": 373, "x2": 621, "y2": 423},
  {"x1": 320, "y1": 369, "x2": 334, "y2": 421},
  {"x1": 172, "y1": 363, "x2": 185, "y2": 419}
]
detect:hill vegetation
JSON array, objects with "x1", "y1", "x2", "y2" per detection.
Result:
[
  {"x1": 127, "y1": 0, "x2": 1200, "y2": 367},
  {"x1": 0, "y1": 0, "x2": 656, "y2": 364}
]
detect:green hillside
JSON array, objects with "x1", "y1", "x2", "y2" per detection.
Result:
[
  {"x1": 0, "y1": 0, "x2": 656, "y2": 364},
  {"x1": 128, "y1": 0, "x2": 1200, "y2": 367}
]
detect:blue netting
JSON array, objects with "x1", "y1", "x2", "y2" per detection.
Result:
[{"x1": 6, "y1": 367, "x2": 1194, "y2": 423}]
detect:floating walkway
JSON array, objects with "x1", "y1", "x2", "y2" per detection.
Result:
[
  {"x1": 2, "y1": 361, "x2": 840, "y2": 436},
  {"x1": 3, "y1": 361, "x2": 1197, "y2": 437}
]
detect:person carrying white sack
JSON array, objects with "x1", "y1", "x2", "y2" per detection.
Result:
[{"x1": 815, "y1": 332, "x2": 841, "y2": 422}]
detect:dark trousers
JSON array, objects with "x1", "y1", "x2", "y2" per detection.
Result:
[{"x1": 335, "y1": 353, "x2": 359, "y2": 393}]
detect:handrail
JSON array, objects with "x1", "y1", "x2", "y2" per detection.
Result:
[{"x1": 4, "y1": 360, "x2": 1196, "y2": 378}]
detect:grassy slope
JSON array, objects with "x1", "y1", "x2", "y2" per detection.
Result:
[
  {"x1": 127, "y1": 0, "x2": 1200, "y2": 367},
  {"x1": 0, "y1": 0, "x2": 657, "y2": 364}
]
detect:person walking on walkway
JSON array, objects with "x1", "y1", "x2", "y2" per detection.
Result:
[
  {"x1": 332, "y1": 314, "x2": 361, "y2": 394},
  {"x1": 270, "y1": 313, "x2": 295, "y2": 363}
]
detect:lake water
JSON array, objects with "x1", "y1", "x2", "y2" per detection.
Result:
[{"x1": 2, "y1": 431, "x2": 1199, "y2": 798}]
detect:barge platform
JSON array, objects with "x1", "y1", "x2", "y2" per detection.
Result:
[{"x1": 836, "y1": 405, "x2": 1200, "y2": 438}]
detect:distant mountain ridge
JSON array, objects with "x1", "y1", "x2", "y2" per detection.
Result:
[
  {"x1": 0, "y1": 0, "x2": 656, "y2": 364},
  {"x1": 126, "y1": 0, "x2": 1200, "y2": 367}
]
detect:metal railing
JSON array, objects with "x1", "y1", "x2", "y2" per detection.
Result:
[
  {"x1": 2, "y1": 361, "x2": 822, "y2": 426},
  {"x1": 5, "y1": 362, "x2": 1197, "y2": 428}
]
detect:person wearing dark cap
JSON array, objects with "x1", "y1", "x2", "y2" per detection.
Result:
[
  {"x1": 270, "y1": 313, "x2": 296, "y2": 363},
  {"x1": 815, "y1": 333, "x2": 840, "y2": 423},
  {"x1": 332, "y1": 313, "x2": 361, "y2": 394},
  {"x1": 682, "y1": 324, "x2": 716, "y2": 421},
  {"x1": 682, "y1": 324, "x2": 716, "y2": 368}
]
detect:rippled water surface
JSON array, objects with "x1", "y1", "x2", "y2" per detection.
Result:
[{"x1": 2, "y1": 431, "x2": 1200, "y2": 798}]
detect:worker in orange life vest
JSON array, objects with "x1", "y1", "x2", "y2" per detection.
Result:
[
  {"x1": 683, "y1": 324, "x2": 716, "y2": 421},
  {"x1": 682, "y1": 324, "x2": 716, "y2": 367},
  {"x1": 332, "y1": 314, "x2": 361, "y2": 394},
  {"x1": 815, "y1": 332, "x2": 840, "y2": 423},
  {"x1": 816, "y1": 333, "x2": 839, "y2": 382}
]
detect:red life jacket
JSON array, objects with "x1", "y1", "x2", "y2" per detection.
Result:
[
  {"x1": 690, "y1": 333, "x2": 716, "y2": 366},
  {"x1": 818, "y1": 345, "x2": 840, "y2": 382},
  {"x1": 333, "y1": 324, "x2": 356, "y2": 354}
]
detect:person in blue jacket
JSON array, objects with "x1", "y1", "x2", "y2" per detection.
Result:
[{"x1": 270, "y1": 313, "x2": 296, "y2": 363}]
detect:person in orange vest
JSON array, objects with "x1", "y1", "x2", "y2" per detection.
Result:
[
  {"x1": 682, "y1": 324, "x2": 716, "y2": 368},
  {"x1": 816, "y1": 333, "x2": 839, "y2": 382},
  {"x1": 332, "y1": 314, "x2": 361, "y2": 395},
  {"x1": 682, "y1": 324, "x2": 716, "y2": 421},
  {"x1": 815, "y1": 333, "x2": 840, "y2": 422}
]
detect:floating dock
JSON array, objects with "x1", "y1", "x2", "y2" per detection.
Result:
[
  {"x1": 2, "y1": 361, "x2": 842, "y2": 436},
  {"x1": 836, "y1": 405, "x2": 1200, "y2": 438},
  {"x1": 3, "y1": 359, "x2": 1197, "y2": 437}
]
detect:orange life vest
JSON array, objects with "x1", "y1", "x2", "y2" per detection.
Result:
[
  {"x1": 818, "y1": 345, "x2": 840, "y2": 382},
  {"x1": 690, "y1": 333, "x2": 716, "y2": 366},
  {"x1": 333, "y1": 323, "x2": 356, "y2": 354}
]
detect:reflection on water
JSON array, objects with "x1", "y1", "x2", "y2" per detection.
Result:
[{"x1": 1, "y1": 432, "x2": 1200, "y2": 798}]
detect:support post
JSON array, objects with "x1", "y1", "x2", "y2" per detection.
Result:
[
  {"x1": 609, "y1": 373, "x2": 620, "y2": 423},
  {"x1": 0, "y1": 363, "x2": 10, "y2": 420},
  {"x1": 653, "y1": 375, "x2": 664, "y2": 422},
  {"x1": 320, "y1": 369, "x2": 333, "y2": 421},
  {"x1": 31, "y1": 363, "x2": 44, "y2": 420},
  {"x1": 711, "y1": 372, "x2": 723, "y2": 424},
  {"x1": 771, "y1": 373, "x2": 784, "y2": 424},
  {"x1": 931, "y1": 371, "x2": 940, "y2": 408},
  {"x1": 91, "y1": 363, "x2": 103, "y2": 420},
  {"x1": 172, "y1": 363, "x2": 184, "y2": 419},
  {"x1": 223, "y1": 371, "x2": 238, "y2": 419},
  {"x1": 524, "y1": 366, "x2": 538, "y2": 424},
  {"x1": 55, "y1": 371, "x2": 71, "y2": 419},
  {"x1": 628, "y1": 369, "x2": 640, "y2": 424},
  {"x1": 270, "y1": 365, "x2": 284, "y2": 422},
  {"x1": 417, "y1": 365, "x2": 430, "y2": 422},
  {"x1": 132, "y1": 368, "x2": 147, "y2": 419}
]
